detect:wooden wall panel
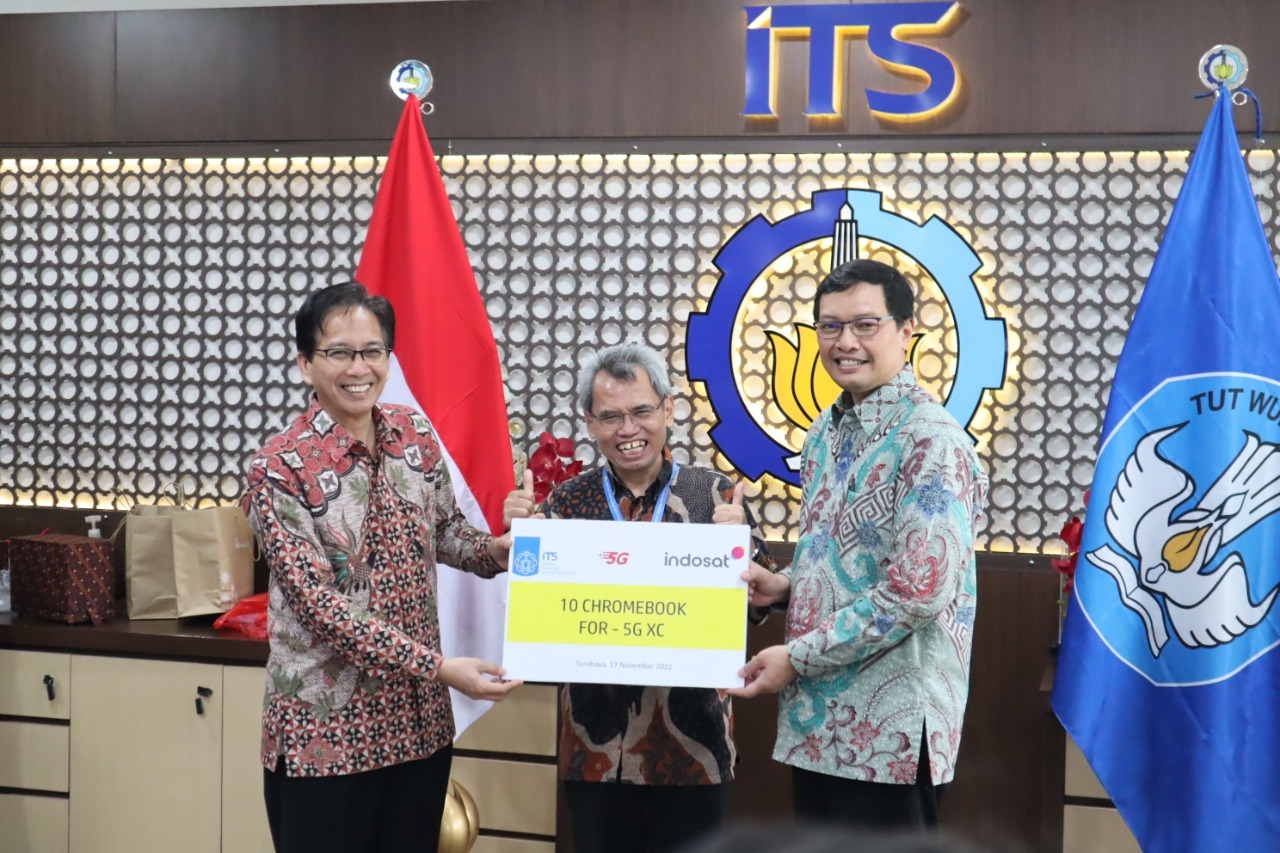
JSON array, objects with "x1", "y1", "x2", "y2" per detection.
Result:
[
  {"x1": 4, "y1": 0, "x2": 1280, "y2": 146},
  {"x1": 114, "y1": 5, "x2": 433, "y2": 144},
  {"x1": 0, "y1": 13, "x2": 115, "y2": 144},
  {"x1": 938, "y1": 555, "x2": 1063, "y2": 852}
]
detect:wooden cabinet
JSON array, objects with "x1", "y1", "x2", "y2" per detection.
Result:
[
  {"x1": 0, "y1": 649, "x2": 71, "y2": 719},
  {"x1": 220, "y1": 665, "x2": 274, "y2": 853},
  {"x1": 69, "y1": 655, "x2": 225, "y2": 853},
  {"x1": 0, "y1": 649, "x2": 73, "y2": 853},
  {"x1": 0, "y1": 720, "x2": 70, "y2": 792},
  {"x1": 0, "y1": 646, "x2": 557, "y2": 853},
  {"x1": 1063, "y1": 736, "x2": 1142, "y2": 853},
  {"x1": 0, "y1": 650, "x2": 272, "y2": 853},
  {"x1": 454, "y1": 684, "x2": 558, "y2": 852},
  {"x1": 0, "y1": 794, "x2": 69, "y2": 853}
]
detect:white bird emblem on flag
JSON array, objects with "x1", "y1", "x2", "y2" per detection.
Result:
[{"x1": 1087, "y1": 424, "x2": 1280, "y2": 657}]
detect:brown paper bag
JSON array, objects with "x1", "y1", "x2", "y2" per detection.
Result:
[{"x1": 125, "y1": 501, "x2": 255, "y2": 620}]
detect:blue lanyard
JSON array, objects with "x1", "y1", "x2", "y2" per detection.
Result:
[{"x1": 601, "y1": 461, "x2": 678, "y2": 522}]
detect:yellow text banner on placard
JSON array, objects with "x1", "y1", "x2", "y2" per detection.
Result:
[{"x1": 507, "y1": 582, "x2": 746, "y2": 649}]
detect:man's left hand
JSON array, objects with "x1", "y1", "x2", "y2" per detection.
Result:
[{"x1": 728, "y1": 644, "x2": 797, "y2": 698}]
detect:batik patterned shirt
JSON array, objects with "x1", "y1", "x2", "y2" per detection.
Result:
[
  {"x1": 775, "y1": 368, "x2": 987, "y2": 785},
  {"x1": 242, "y1": 397, "x2": 502, "y2": 777},
  {"x1": 545, "y1": 457, "x2": 774, "y2": 785}
]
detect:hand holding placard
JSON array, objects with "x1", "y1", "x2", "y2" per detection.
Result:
[
  {"x1": 438, "y1": 658, "x2": 523, "y2": 701},
  {"x1": 741, "y1": 560, "x2": 790, "y2": 608}
]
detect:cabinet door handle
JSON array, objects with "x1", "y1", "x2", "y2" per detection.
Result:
[
  {"x1": 43, "y1": 674, "x2": 55, "y2": 701},
  {"x1": 195, "y1": 686, "x2": 214, "y2": 716}
]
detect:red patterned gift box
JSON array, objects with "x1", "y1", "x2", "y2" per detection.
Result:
[{"x1": 10, "y1": 533, "x2": 115, "y2": 624}]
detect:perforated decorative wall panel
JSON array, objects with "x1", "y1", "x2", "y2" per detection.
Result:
[{"x1": 5, "y1": 148, "x2": 1276, "y2": 551}]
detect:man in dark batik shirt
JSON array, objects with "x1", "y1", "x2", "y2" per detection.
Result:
[{"x1": 503, "y1": 342, "x2": 774, "y2": 853}]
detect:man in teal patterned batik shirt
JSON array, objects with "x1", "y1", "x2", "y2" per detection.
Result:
[{"x1": 731, "y1": 259, "x2": 987, "y2": 830}]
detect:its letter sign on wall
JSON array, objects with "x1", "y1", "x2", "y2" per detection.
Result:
[{"x1": 743, "y1": 2, "x2": 963, "y2": 121}]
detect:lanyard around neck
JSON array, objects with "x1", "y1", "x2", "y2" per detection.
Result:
[{"x1": 601, "y1": 460, "x2": 678, "y2": 522}]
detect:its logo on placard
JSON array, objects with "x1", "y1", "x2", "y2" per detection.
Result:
[
  {"x1": 512, "y1": 537, "x2": 541, "y2": 577},
  {"x1": 687, "y1": 188, "x2": 1006, "y2": 486},
  {"x1": 743, "y1": 2, "x2": 964, "y2": 122}
]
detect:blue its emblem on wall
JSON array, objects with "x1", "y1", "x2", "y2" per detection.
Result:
[
  {"x1": 512, "y1": 537, "x2": 541, "y2": 577},
  {"x1": 1080, "y1": 374, "x2": 1280, "y2": 686},
  {"x1": 687, "y1": 188, "x2": 1007, "y2": 486}
]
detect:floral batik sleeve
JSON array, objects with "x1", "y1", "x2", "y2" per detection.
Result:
[
  {"x1": 786, "y1": 425, "x2": 985, "y2": 677},
  {"x1": 244, "y1": 457, "x2": 443, "y2": 682},
  {"x1": 409, "y1": 414, "x2": 504, "y2": 578}
]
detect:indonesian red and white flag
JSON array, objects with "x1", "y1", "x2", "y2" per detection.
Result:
[{"x1": 356, "y1": 95, "x2": 513, "y2": 735}]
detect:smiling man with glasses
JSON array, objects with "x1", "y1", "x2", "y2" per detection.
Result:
[
  {"x1": 242, "y1": 281, "x2": 519, "y2": 853},
  {"x1": 732, "y1": 259, "x2": 988, "y2": 833},
  {"x1": 502, "y1": 341, "x2": 775, "y2": 853}
]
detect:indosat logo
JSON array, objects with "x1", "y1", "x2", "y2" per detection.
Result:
[
  {"x1": 743, "y1": 2, "x2": 965, "y2": 122},
  {"x1": 687, "y1": 189, "x2": 1007, "y2": 486},
  {"x1": 665, "y1": 546, "x2": 748, "y2": 568}
]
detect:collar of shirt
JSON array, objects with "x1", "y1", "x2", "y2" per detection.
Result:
[
  {"x1": 301, "y1": 394, "x2": 409, "y2": 462},
  {"x1": 605, "y1": 448, "x2": 675, "y2": 509},
  {"x1": 831, "y1": 366, "x2": 918, "y2": 433}
]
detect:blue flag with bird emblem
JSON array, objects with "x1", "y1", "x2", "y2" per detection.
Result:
[{"x1": 1053, "y1": 90, "x2": 1280, "y2": 851}]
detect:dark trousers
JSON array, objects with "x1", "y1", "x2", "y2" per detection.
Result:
[
  {"x1": 263, "y1": 745, "x2": 453, "y2": 853},
  {"x1": 791, "y1": 733, "x2": 946, "y2": 830},
  {"x1": 564, "y1": 780, "x2": 732, "y2": 853}
]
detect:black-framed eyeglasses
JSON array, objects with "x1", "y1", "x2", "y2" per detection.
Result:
[
  {"x1": 589, "y1": 401, "x2": 665, "y2": 430},
  {"x1": 814, "y1": 316, "x2": 902, "y2": 339},
  {"x1": 314, "y1": 346, "x2": 391, "y2": 365}
]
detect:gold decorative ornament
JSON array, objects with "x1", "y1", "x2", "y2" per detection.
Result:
[{"x1": 438, "y1": 779, "x2": 480, "y2": 853}]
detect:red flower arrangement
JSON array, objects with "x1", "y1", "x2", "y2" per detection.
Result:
[
  {"x1": 1051, "y1": 516, "x2": 1083, "y2": 596},
  {"x1": 1051, "y1": 491, "x2": 1089, "y2": 596},
  {"x1": 528, "y1": 431, "x2": 583, "y2": 502}
]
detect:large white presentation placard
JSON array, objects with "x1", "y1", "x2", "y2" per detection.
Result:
[{"x1": 502, "y1": 517, "x2": 751, "y2": 687}]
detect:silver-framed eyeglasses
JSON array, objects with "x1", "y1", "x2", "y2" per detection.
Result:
[
  {"x1": 814, "y1": 316, "x2": 902, "y2": 339},
  {"x1": 590, "y1": 401, "x2": 665, "y2": 430},
  {"x1": 314, "y1": 346, "x2": 391, "y2": 365}
]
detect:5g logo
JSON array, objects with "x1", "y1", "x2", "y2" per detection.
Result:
[
  {"x1": 600, "y1": 552, "x2": 631, "y2": 566},
  {"x1": 743, "y1": 2, "x2": 964, "y2": 121}
]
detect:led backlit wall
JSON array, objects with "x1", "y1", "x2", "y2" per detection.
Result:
[{"x1": 6, "y1": 147, "x2": 1273, "y2": 551}]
